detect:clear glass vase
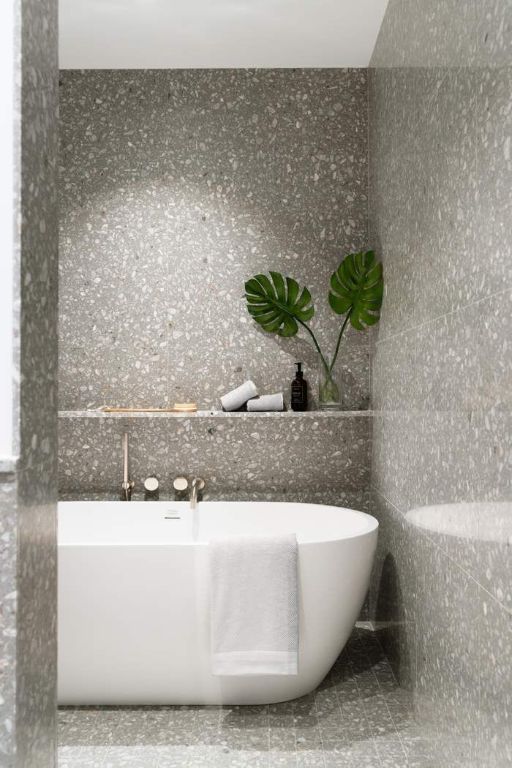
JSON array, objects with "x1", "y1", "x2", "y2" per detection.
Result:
[{"x1": 318, "y1": 364, "x2": 341, "y2": 410}]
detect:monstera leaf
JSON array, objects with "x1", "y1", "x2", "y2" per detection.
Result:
[
  {"x1": 244, "y1": 253, "x2": 384, "y2": 383},
  {"x1": 329, "y1": 250, "x2": 383, "y2": 330},
  {"x1": 245, "y1": 272, "x2": 315, "y2": 337}
]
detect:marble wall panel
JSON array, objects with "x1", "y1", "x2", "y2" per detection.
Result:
[
  {"x1": 412, "y1": 532, "x2": 480, "y2": 749},
  {"x1": 15, "y1": 465, "x2": 58, "y2": 767},
  {"x1": 476, "y1": 0, "x2": 512, "y2": 67},
  {"x1": 371, "y1": 491, "x2": 512, "y2": 767},
  {"x1": 476, "y1": 589, "x2": 512, "y2": 767},
  {"x1": 372, "y1": 290, "x2": 512, "y2": 413},
  {"x1": 1, "y1": 0, "x2": 59, "y2": 765},
  {"x1": 58, "y1": 69, "x2": 369, "y2": 412},
  {"x1": 0, "y1": 475, "x2": 18, "y2": 766},
  {"x1": 20, "y1": 0, "x2": 59, "y2": 476},
  {"x1": 371, "y1": 409, "x2": 511, "y2": 513},
  {"x1": 369, "y1": 0, "x2": 512, "y2": 764}
]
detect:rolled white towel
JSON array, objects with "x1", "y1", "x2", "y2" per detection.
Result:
[
  {"x1": 247, "y1": 393, "x2": 284, "y2": 412},
  {"x1": 220, "y1": 380, "x2": 258, "y2": 411}
]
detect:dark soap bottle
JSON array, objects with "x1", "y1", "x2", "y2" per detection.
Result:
[{"x1": 291, "y1": 362, "x2": 308, "y2": 411}]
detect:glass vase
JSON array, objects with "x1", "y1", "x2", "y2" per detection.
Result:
[{"x1": 318, "y1": 364, "x2": 341, "y2": 410}]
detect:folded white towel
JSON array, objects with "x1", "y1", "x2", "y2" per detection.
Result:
[
  {"x1": 209, "y1": 535, "x2": 299, "y2": 676},
  {"x1": 247, "y1": 393, "x2": 284, "y2": 412},
  {"x1": 220, "y1": 380, "x2": 258, "y2": 411}
]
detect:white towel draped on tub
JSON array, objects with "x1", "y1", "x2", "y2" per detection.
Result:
[{"x1": 209, "y1": 534, "x2": 299, "y2": 676}]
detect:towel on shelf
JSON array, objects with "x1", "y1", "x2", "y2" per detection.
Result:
[
  {"x1": 220, "y1": 380, "x2": 258, "y2": 411},
  {"x1": 246, "y1": 393, "x2": 284, "y2": 412},
  {"x1": 209, "y1": 534, "x2": 299, "y2": 676}
]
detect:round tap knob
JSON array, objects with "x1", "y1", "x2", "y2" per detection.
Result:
[
  {"x1": 144, "y1": 476, "x2": 159, "y2": 493},
  {"x1": 173, "y1": 477, "x2": 189, "y2": 492}
]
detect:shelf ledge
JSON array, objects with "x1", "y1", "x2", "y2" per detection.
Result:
[{"x1": 58, "y1": 409, "x2": 374, "y2": 420}]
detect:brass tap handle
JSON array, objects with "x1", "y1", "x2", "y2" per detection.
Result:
[
  {"x1": 144, "y1": 476, "x2": 159, "y2": 500},
  {"x1": 144, "y1": 476, "x2": 159, "y2": 493},
  {"x1": 173, "y1": 477, "x2": 189, "y2": 492}
]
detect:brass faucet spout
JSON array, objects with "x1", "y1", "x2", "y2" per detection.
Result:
[
  {"x1": 190, "y1": 478, "x2": 205, "y2": 509},
  {"x1": 121, "y1": 432, "x2": 135, "y2": 501}
]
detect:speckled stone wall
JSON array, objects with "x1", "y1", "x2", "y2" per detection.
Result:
[
  {"x1": 369, "y1": 1, "x2": 512, "y2": 766},
  {"x1": 58, "y1": 411, "x2": 371, "y2": 510},
  {"x1": 0, "y1": 473, "x2": 18, "y2": 764},
  {"x1": 58, "y1": 69, "x2": 369, "y2": 412},
  {"x1": 0, "y1": 0, "x2": 59, "y2": 765}
]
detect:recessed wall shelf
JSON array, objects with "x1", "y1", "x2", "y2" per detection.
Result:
[{"x1": 58, "y1": 410, "x2": 374, "y2": 420}]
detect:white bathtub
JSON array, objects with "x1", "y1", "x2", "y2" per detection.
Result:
[{"x1": 58, "y1": 500, "x2": 378, "y2": 705}]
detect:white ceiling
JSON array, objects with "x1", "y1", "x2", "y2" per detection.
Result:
[{"x1": 59, "y1": 0, "x2": 389, "y2": 69}]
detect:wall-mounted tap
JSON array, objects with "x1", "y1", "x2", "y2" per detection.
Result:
[
  {"x1": 121, "y1": 432, "x2": 134, "y2": 501},
  {"x1": 190, "y1": 477, "x2": 205, "y2": 510},
  {"x1": 172, "y1": 476, "x2": 204, "y2": 508}
]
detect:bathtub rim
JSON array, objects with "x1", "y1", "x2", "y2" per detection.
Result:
[{"x1": 58, "y1": 500, "x2": 378, "y2": 547}]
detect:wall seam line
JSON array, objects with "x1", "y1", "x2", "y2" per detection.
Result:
[{"x1": 375, "y1": 285, "x2": 511, "y2": 347}]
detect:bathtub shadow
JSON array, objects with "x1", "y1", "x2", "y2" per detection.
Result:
[{"x1": 373, "y1": 552, "x2": 413, "y2": 690}]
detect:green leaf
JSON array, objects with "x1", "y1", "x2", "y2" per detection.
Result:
[
  {"x1": 286, "y1": 277, "x2": 299, "y2": 306},
  {"x1": 328, "y1": 250, "x2": 383, "y2": 330},
  {"x1": 270, "y1": 271, "x2": 286, "y2": 302},
  {"x1": 245, "y1": 272, "x2": 315, "y2": 338}
]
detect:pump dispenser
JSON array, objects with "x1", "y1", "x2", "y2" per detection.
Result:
[{"x1": 291, "y1": 362, "x2": 308, "y2": 411}]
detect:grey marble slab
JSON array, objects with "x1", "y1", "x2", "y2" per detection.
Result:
[
  {"x1": 370, "y1": 84, "x2": 512, "y2": 340},
  {"x1": 0, "y1": 476, "x2": 18, "y2": 764},
  {"x1": 474, "y1": 65, "x2": 512, "y2": 281},
  {"x1": 15, "y1": 464, "x2": 58, "y2": 766},
  {"x1": 369, "y1": 2, "x2": 512, "y2": 766},
  {"x1": 2, "y1": 0, "x2": 60, "y2": 766},
  {"x1": 412, "y1": 534, "x2": 480, "y2": 747},
  {"x1": 372, "y1": 289, "x2": 512, "y2": 413},
  {"x1": 475, "y1": 0, "x2": 512, "y2": 67},
  {"x1": 58, "y1": 69, "x2": 369, "y2": 413},
  {"x1": 371, "y1": 408, "x2": 511, "y2": 513},
  {"x1": 476, "y1": 587, "x2": 512, "y2": 767},
  {"x1": 368, "y1": 491, "x2": 511, "y2": 767},
  {"x1": 370, "y1": 6, "x2": 512, "y2": 341}
]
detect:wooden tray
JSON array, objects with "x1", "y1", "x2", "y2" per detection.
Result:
[{"x1": 101, "y1": 405, "x2": 197, "y2": 413}]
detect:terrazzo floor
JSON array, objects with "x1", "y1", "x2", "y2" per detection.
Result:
[{"x1": 58, "y1": 628, "x2": 461, "y2": 768}]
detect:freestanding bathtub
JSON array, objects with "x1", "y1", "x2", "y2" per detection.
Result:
[{"x1": 58, "y1": 501, "x2": 378, "y2": 705}]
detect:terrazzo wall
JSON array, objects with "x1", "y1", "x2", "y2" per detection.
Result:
[
  {"x1": 57, "y1": 69, "x2": 372, "y2": 502},
  {"x1": 368, "y1": 0, "x2": 512, "y2": 766},
  {"x1": 58, "y1": 69, "x2": 369, "y2": 412},
  {"x1": 58, "y1": 411, "x2": 371, "y2": 508},
  {"x1": 0, "y1": 0, "x2": 59, "y2": 765}
]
